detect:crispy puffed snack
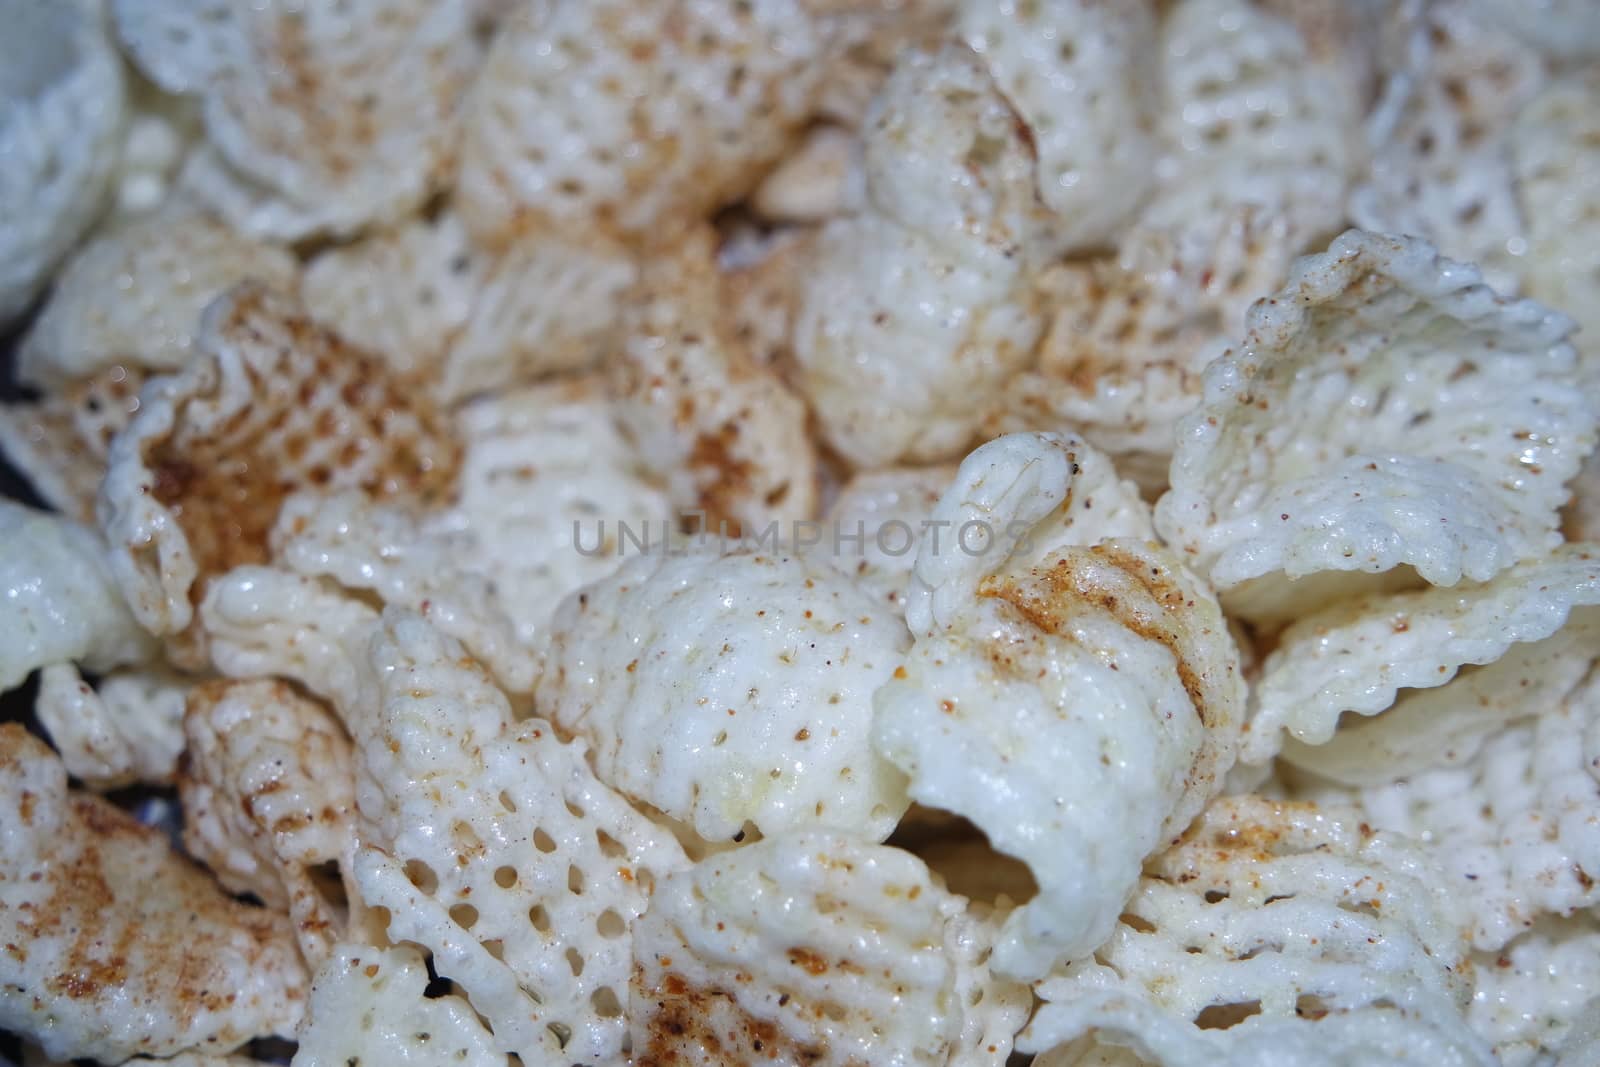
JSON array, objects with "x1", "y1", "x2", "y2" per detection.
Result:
[
  {"x1": 631, "y1": 832, "x2": 1030, "y2": 1066},
  {"x1": 180, "y1": 679, "x2": 357, "y2": 970},
  {"x1": 537, "y1": 549, "x2": 913, "y2": 845},
  {"x1": 0, "y1": 0, "x2": 125, "y2": 324},
  {"x1": 0, "y1": 500, "x2": 154, "y2": 693},
  {"x1": 750, "y1": 124, "x2": 863, "y2": 224},
  {"x1": 1155, "y1": 230, "x2": 1595, "y2": 621},
  {"x1": 111, "y1": 0, "x2": 480, "y2": 239},
  {"x1": 106, "y1": 80, "x2": 201, "y2": 221},
  {"x1": 1021, "y1": 796, "x2": 1489, "y2": 1067},
  {"x1": 0, "y1": 723, "x2": 307, "y2": 1062},
  {"x1": 457, "y1": 0, "x2": 824, "y2": 247},
  {"x1": 291, "y1": 943, "x2": 503, "y2": 1067},
  {"x1": 1471, "y1": 0, "x2": 1600, "y2": 59},
  {"x1": 98, "y1": 283, "x2": 460, "y2": 644},
  {"x1": 344, "y1": 614, "x2": 689, "y2": 1065},
  {"x1": 874, "y1": 433, "x2": 1243, "y2": 980},
  {"x1": 1467, "y1": 916, "x2": 1600, "y2": 1067},
  {"x1": 824, "y1": 465, "x2": 957, "y2": 614},
  {"x1": 792, "y1": 47, "x2": 1049, "y2": 467},
  {"x1": 34, "y1": 662, "x2": 188, "y2": 790}
]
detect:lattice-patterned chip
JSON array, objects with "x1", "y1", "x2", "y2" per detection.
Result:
[
  {"x1": 0, "y1": 0, "x2": 125, "y2": 324},
  {"x1": 538, "y1": 549, "x2": 912, "y2": 845},
  {"x1": 111, "y1": 0, "x2": 480, "y2": 239},
  {"x1": 875, "y1": 433, "x2": 1243, "y2": 980},
  {"x1": 1468, "y1": 916, "x2": 1600, "y2": 1067},
  {"x1": 0, "y1": 500, "x2": 154, "y2": 692},
  {"x1": 1155, "y1": 230, "x2": 1595, "y2": 619},
  {"x1": 792, "y1": 46, "x2": 1049, "y2": 467},
  {"x1": 35, "y1": 662, "x2": 187, "y2": 790},
  {"x1": 344, "y1": 613, "x2": 689, "y2": 1065},
  {"x1": 1021, "y1": 796, "x2": 1487, "y2": 1067},
  {"x1": 631, "y1": 832, "x2": 1030, "y2": 1066},
  {"x1": 98, "y1": 283, "x2": 460, "y2": 641},
  {"x1": 457, "y1": 0, "x2": 823, "y2": 247},
  {"x1": 0, "y1": 723, "x2": 307, "y2": 1062}
]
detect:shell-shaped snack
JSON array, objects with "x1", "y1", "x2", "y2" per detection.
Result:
[
  {"x1": 34, "y1": 662, "x2": 187, "y2": 790},
  {"x1": 0, "y1": 723, "x2": 307, "y2": 1063},
  {"x1": 630, "y1": 832, "x2": 1030, "y2": 1066},
  {"x1": 1155, "y1": 230, "x2": 1595, "y2": 621},
  {"x1": 874, "y1": 433, "x2": 1243, "y2": 980}
]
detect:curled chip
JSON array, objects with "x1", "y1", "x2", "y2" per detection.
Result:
[
  {"x1": 792, "y1": 46, "x2": 1049, "y2": 468},
  {"x1": 874, "y1": 432, "x2": 1243, "y2": 980},
  {"x1": 35, "y1": 662, "x2": 188, "y2": 790},
  {"x1": 630, "y1": 831, "x2": 1030, "y2": 1066},
  {"x1": 1248, "y1": 545, "x2": 1600, "y2": 767},
  {"x1": 613, "y1": 232, "x2": 817, "y2": 533},
  {"x1": 1466, "y1": 916, "x2": 1600, "y2": 1066},
  {"x1": 292, "y1": 943, "x2": 503, "y2": 1067},
  {"x1": 457, "y1": 0, "x2": 823, "y2": 247},
  {"x1": 17, "y1": 208, "x2": 298, "y2": 388},
  {"x1": 0, "y1": 723, "x2": 307, "y2": 1062},
  {"x1": 180, "y1": 679, "x2": 357, "y2": 970},
  {"x1": 1155, "y1": 229, "x2": 1595, "y2": 618},
  {"x1": 98, "y1": 283, "x2": 460, "y2": 643},
  {"x1": 0, "y1": 0, "x2": 125, "y2": 324},
  {"x1": 0, "y1": 500, "x2": 155, "y2": 693},
  {"x1": 342, "y1": 613, "x2": 689, "y2": 1065},
  {"x1": 1021, "y1": 796, "x2": 1486, "y2": 1067},
  {"x1": 111, "y1": 0, "x2": 480, "y2": 239},
  {"x1": 537, "y1": 549, "x2": 913, "y2": 845},
  {"x1": 959, "y1": 0, "x2": 1159, "y2": 253},
  {"x1": 824, "y1": 465, "x2": 957, "y2": 615}
]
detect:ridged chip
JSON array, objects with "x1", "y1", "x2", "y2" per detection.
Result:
[
  {"x1": 824, "y1": 465, "x2": 957, "y2": 615},
  {"x1": 34, "y1": 662, "x2": 187, "y2": 790},
  {"x1": 1467, "y1": 916, "x2": 1600, "y2": 1067}
]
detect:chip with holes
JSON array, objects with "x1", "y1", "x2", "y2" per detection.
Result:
[
  {"x1": 0, "y1": 723, "x2": 307, "y2": 1062},
  {"x1": 630, "y1": 831, "x2": 1030, "y2": 1066},
  {"x1": 874, "y1": 433, "x2": 1243, "y2": 980},
  {"x1": 34, "y1": 662, "x2": 188, "y2": 790},
  {"x1": 1020, "y1": 796, "x2": 1487, "y2": 1067},
  {"x1": 1466, "y1": 915, "x2": 1600, "y2": 1067},
  {"x1": 538, "y1": 549, "x2": 913, "y2": 845},
  {"x1": 1155, "y1": 229, "x2": 1595, "y2": 620}
]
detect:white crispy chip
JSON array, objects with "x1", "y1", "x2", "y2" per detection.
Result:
[
  {"x1": 291, "y1": 943, "x2": 504, "y2": 1067},
  {"x1": 1470, "y1": 0, "x2": 1600, "y2": 60},
  {"x1": 17, "y1": 208, "x2": 297, "y2": 388},
  {"x1": 824, "y1": 465, "x2": 957, "y2": 615},
  {"x1": 34, "y1": 661, "x2": 187, "y2": 790},
  {"x1": 107, "y1": 81, "x2": 201, "y2": 220},
  {"x1": 750, "y1": 124, "x2": 863, "y2": 225},
  {"x1": 112, "y1": 0, "x2": 480, "y2": 239},
  {"x1": 537, "y1": 549, "x2": 912, "y2": 845},
  {"x1": 1021, "y1": 796, "x2": 1488, "y2": 1067},
  {"x1": 1571, "y1": 453, "x2": 1600, "y2": 543},
  {"x1": 960, "y1": 0, "x2": 1159, "y2": 253},
  {"x1": 180, "y1": 678, "x2": 357, "y2": 969},
  {"x1": 1252, "y1": 546, "x2": 1600, "y2": 765},
  {"x1": 613, "y1": 231, "x2": 818, "y2": 532},
  {"x1": 0, "y1": 0, "x2": 125, "y2": 324},
  {"x1": 458, "y1": 0, "x2": 823, "y2": 246},
  {"x1": 792, "y1": 47, "x2": 1048, "y2": 467},
  {"x1": 1155, "y1": 229, "x2": 1595, "y2": 615},
  {"x1": 98, "y1": 283, "x2": 460, "y2": 641},
  {"x1": 345, "y1": 613, "x2": 689, "y2": 1065},
  {"x1": 0, "y1": 499, "x2": 154, "y2": 692},
  {"x1": 1349, "y1": 0, "x2": 1546, "y2": 294},
  {"x1": 1469, "y1": 916, "x2": 1600, "y2": 1067},
  {"x1": 0, "y1": 723, "x2": 307, "y2": 1062},
  {"x1": 630, "y1": 832, "x2": 1030, "y2": 1066},
  {"x1": 874, "y1": 433, "x2": 1243, "y2": 980}
]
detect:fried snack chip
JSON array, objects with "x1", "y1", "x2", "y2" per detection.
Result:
[
  {"x1": 874, "y1": 433, "x2": 1243, "y2": 980},
  {"x1": 99, "y1": 283, "x2": 460, "y2": 642},
  {"x1": 750, "y1": 124, "x2": 863, "y2": 225},
  {"x1": 457, "y1": 0, "x2": 823, "y2": 247},
  {"x1": 0, "y1": 0, "x2": 125, "y2": 324},
  {"x1": 111, "y1": 0, "x2": 480, "y2": 239},
  {"x1": 1250, "y1": 545, "x2": 1600, "y2": 766},
  {"x1": 345, "y1": 614, "x2": 689, "y2": 1065},
  {"x1": 792, "y1": 46, "x2": 1048, "y2": 468},
  {"x1": 34, "y1": 662, "x2": 188, "y2": 790},
  {"x1": 537, "y1": 549, "x2": 913, "y2": 845},
  {"x1": 17, "y1": 208, "x2": 297, "y2": 389},
  {"x1": 630, "y1": 832, "x2": 1030, "y2": 1066},
  {"x1": 0, "y1": 723, "x2": 307, "y2": 1062},
  {"x1": 1471, "y1": 0, "x2": 1600, "y2": 60},
  {"x1": 180, "y1": 679, "x2": 357, "y2": 969},
  {"x1": 1021, "y1": 796, "x2": 1487, "y2": 1067},
  {"x1": 1468, "y1": 916, "x2": 1600, "y2": 1067},
  {"x1": 824, "y1": 465, "x2": 957, "y2": 615},
  {"x1": 1155, "y1": 230, "x2": 1595, "y2": 619},
  {"x1": 107, "y1": 81, "x2": 201, "y2": 221},
  {"x1": 291, "y1": 943, "x2": 504, "y2": 1067},
  {"x1": 0, "y1": 500, "x2": 155, "y2": 692},
  {"x1": 613, "y1": 231, "x2": 817, "y2": 532},
  {"x1": 959, "y1": 0, "x2": 1159, "y2": 254}
]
